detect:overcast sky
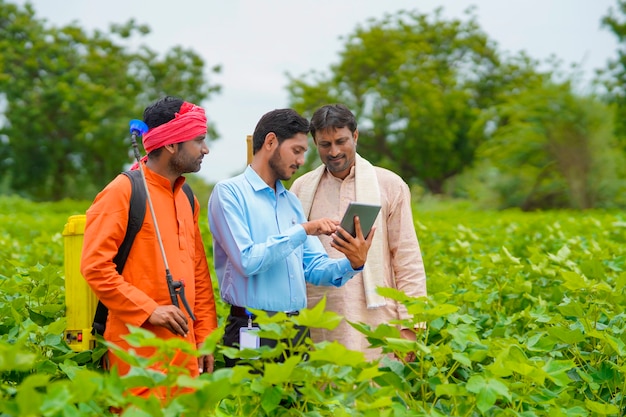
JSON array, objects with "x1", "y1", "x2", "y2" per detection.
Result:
[{"x1": 18, "y1": 0, "x2": 620, "y2": 183}]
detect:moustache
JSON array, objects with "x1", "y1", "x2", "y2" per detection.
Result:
[{"x1": 327, "y1": 154, "x2": 344, "y2": 161}]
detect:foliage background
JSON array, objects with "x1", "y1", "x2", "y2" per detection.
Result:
[
  {"x1": 0, "y1": 1, "x2": 625, "y2": 210},
  {"x1": 1, "y1": 0, "x2": 626, "y2": 415},
  {"x1": 1, "y1": 196, "x2": 625, "y2": 415}
]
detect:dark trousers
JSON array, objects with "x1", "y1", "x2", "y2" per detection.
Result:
[{"x1": 222, "y1": 308, "x2": 309, "y2": 368}]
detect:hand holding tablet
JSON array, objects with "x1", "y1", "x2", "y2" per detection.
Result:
[{"x1": 339, "y1": 202, "x2": 381, "y2": 239}]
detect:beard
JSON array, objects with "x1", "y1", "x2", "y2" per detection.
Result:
[
  {"x1": 170, "y1": 151, "x2": 202, "y2": 174},
  {"x1": 268, "y1": 147, "x2": 297, "y2": 181},
  {"x1": 324, "y1": 153, "x2": 354, "y2": 175}
]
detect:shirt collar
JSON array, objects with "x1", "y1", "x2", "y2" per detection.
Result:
[
  {"x1": 244, "y1": 165, "x2": 287, "y2": 195},
  {"x1": 143, "y1": 162, "x2": 186, "y2": 192}
]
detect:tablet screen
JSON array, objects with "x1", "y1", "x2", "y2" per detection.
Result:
[{"x1": 339, "y1": 202, "x2": 381, "y2": 239}]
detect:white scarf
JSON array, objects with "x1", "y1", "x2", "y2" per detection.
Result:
[{"x1": 296, "y1": 154, "x2": 387, "y2": 308}]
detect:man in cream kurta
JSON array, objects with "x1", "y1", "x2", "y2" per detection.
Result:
[{"x1": 290, "y1": 104, "x2": 427, "y2": 362}]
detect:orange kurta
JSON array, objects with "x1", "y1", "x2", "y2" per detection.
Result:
[{"x1": 81, "y1": 164, "x2": 217, "y2": 395}]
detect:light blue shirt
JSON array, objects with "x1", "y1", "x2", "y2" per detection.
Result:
[{"x1": 208, "y1": 166, "x2": 359, "y2": 312}]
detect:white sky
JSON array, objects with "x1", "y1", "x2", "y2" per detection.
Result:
[{"x1": 18, "y1": 0, "x2": 620, "y2": 183}]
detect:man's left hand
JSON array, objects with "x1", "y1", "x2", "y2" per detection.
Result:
[
  {"x1": 330, "y1": 216, "x2": 375, "y2": 269},
  {"x1": 399, "y1": 328, "x2": 417, "y2": 362},
  {"x1": 198, "y1": 354, "x2": 214, "y2": 374}
]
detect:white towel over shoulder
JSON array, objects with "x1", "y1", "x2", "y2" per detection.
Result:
[{"x1": 295, "y1": 154, "x2": 387, "y2": 308}]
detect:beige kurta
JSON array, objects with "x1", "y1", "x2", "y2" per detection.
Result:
[{"x1": 291, "y1": 164, "x2": 427, "y2": 361}]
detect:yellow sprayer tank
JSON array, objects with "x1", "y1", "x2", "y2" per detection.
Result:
[{"x1": 63, "y1": 214, "x2": 97, "y2": 351}]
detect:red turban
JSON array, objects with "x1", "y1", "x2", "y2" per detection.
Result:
[{"x1": 142, "y1": 101, "x2": 207, "y2": 153}]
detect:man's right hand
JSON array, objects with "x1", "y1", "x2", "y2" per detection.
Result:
[
  {"x1": 148, "y1": 305, "x2": 189, "y2": 337},
  {"x1": 302, "y1": 218, "x2": 339, "y2": 236}
]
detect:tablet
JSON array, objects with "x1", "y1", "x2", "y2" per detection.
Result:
[{"x1": 339, "y1": 202, "x2": 381, "y2": 239}]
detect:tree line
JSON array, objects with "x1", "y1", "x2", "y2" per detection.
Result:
[
  {"x1": 1, "y1": 0, "x2": 625, "y2": 209},
  {"x1": 0, "y1": 1, "x2": 220, "y2": 201},
  {"x1": 287, "y1": 6, "x2": 626, "y2": 210}
]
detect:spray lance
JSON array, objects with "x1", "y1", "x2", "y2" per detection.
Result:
[{"x1": 128, "y1": 119, "x2": 196, "y2": 321}]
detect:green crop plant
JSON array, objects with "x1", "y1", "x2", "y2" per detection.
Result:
[{"x1": 0, "y1": 196, "x2": 624, "y2": 416}]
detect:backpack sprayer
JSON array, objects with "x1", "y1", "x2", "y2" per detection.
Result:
[{"x1": 129, "y1": 120, "x2": 196, "y2": 320}]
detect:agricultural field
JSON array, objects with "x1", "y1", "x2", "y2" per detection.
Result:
[{"x1": 0, "y1": 195, "x2": 624, "y2": 416}]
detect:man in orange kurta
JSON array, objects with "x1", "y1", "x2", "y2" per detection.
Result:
[{"x1": 81, "y1": 96, "x2": 218, "y2": 399}]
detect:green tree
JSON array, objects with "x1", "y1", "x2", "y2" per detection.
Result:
[
  {"x1": 287, "y1": 8, "x2": 531, "y2": 193},
  {"x1": 0, "y1": 1, "x2": 220, "y2": 200},
  {"x1": 469, "y1": 80, "x2": 625, "y2": 210},
  {"x1": 600, "y1": 0, "x2": 626, "y2": 150}
]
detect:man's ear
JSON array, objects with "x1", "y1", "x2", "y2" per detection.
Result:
[
  {"x1": 164, "y1": 143, "x2": 177, "y2": 154},
  {"x1": 264, "y1": 132, "x2": 277, "y2": 149},
  {"x1": 353, "y1": 129, "x2": 359, "y2": 144}
]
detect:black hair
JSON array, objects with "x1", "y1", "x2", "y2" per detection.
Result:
[
  {"x1": 309, "y1": 104, "x2": 357, "y2": 139},
  {"x1": 143, "y1": 96, "x2": 184, "y2": 130},
  {"x1": 252, "y1": 109, "x2": 309, "y2": 154},
  {"x1": 142, "y1": 96, "x2": 184, "y2": 157}
]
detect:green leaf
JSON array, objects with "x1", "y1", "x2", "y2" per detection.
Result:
[
  {"x1": 476, "y1": 386, "x2": 497, "y2": 413},
  {"x1": 526, "y1": 332, "x2": 557, "y2": 352},
  {"x1": 546, "y1": 326, "x2": 586, "y2": 344},
  {"x1": 15, "y1": 374, "x2": 50, "y2": 415},
  {"x1": 452, "y1": 352, "x2": 472, "y2": 367},
  {"x1": 584, "y1": 399, "x2": 620, "y2": 415},
  {"x1": 262, "y1": 355, "x2": 300, "y2": 385},
  {"x1": 501, "y1": 246, "x2": 521, "y2": 264},
  {"x1": 382, "y1": 337, "x2": 417, "y2": 356},
  {"x1": 356, "y1": 394, "x2": 393, "y2": 410},
  {"x1": 356, "y1": 364, "x2": 385, "y2": 383},
  {"x1": 557, "y1": 301, "x2": 585, "y2": 318},
  {"x1": 0, "y1": 341, "x2": 37, "y2": 371},
  {"x1": 543, "y1": 360, "x2": 575, "y2": 387},
  {"x1": 295, "y1": 296, "x2": 343, "y2": 330},
  {"x1": 260, "y1": 386, "x2": 283, "y2": 414},
  {"x1": 47, "y1": 317, "x2": 68, "y2": 336},
  {"x1": 548, "y1": 245, "x2": 571, "y2": 263},
  {"x1": 309, "y1": 342, "x2": 366, "y2": 366},
  {"x1": 560, "y1": 271, "x2": 588, "y2": 291},
  {"x1": 466, "y1": 375, "x2": 511, "y2": 412},
  {"x1": 446, "y1": 323, "x2": 480, "y2": 350},
  {"x1": 435, "y1": 383, "x2": 467, "y2": 397},
  {"x1": 183, "y1": 370, "x2": 234, "y2": 410},
  {"x1": 28, "y1": 307, "x2": 49, "y2": 326},
  {"x1": 40, "y1": 382, "x2": 73, "y2": 415}
]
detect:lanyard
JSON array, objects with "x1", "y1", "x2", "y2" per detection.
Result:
[{"x1": 245, "y1": 308, "x2": 253, "y2": 329}]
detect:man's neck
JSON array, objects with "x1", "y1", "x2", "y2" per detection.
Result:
[
  {"x1": 249, "y1": 161, "x2": 277, "y2": 191},
  {"x1": 146, "y1": 159, "x2": 180, "y2": 190},
  {"x1": 327, "y1": 164, "x2": 355, "y2": 181}
]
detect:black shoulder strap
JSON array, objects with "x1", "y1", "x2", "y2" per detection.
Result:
[
  {"x1": 92, "y1": 171, "x2": 145, "y2": 336},
  {"x1": 113, "y1": 173, "x2": 195, "y2": 273},
  {"x1": 182, "y1": 182, "x2": 195, "y2": 215},
  {"x1": 92, "y1": 171, "x2": 196, "y2": 337},
  {"x1": 113, "y1": 170, "x2": 147, "y2": 274}
]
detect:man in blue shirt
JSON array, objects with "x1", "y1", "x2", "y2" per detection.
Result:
[{"x1": 208, "y1": 108, "x2": 374, "y2": 366}]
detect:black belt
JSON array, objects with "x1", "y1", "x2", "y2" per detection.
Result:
[{"x1": 230, "y1": 305, "x2": 300, "y2": 318}]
